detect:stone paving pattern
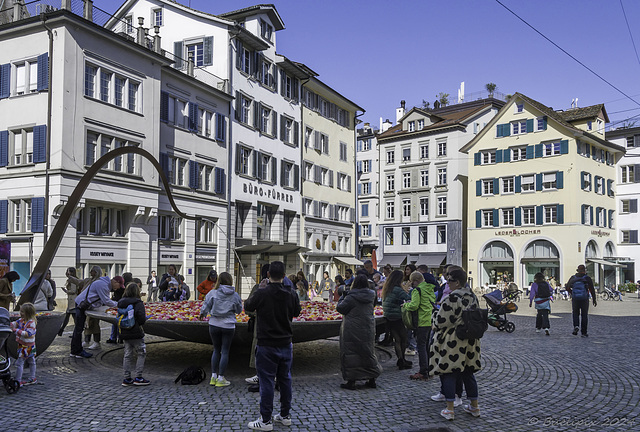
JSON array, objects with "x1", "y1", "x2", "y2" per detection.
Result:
[{"x1": 1, "y1": 296, "x2": 640, "y2": 432}]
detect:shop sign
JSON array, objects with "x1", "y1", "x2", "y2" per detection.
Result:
[
  {"x1": 80, "y1": 248, "x2": 127, "y2": 262},
  {"x1": 494, "y1": 229, "x2": 541, "y2": 237},
  {"x1": 196, "y1": 248, "x2": 217, "y2": 261},
  {"x1": 159, "y1": 249, "x2": 183, "y2": 264},
  {"x1": 591, "y1": 229, "x2": 610, "y2": 237},
  {"x1": 242, "y1": 182, "x2": 295, "y2": 204}
]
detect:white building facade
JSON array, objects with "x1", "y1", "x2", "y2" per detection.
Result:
[{"x1": 356, "y1": 123, "x2": 380, "y2": 261}]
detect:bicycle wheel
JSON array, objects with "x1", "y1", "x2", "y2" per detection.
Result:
[{"x1": 600, "y1": 292, "x2": 609, "y2": 301}]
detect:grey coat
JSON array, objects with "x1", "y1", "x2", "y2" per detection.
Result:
[{"x1": 336, "y1": 288, "x2": 382, "y2": 381}]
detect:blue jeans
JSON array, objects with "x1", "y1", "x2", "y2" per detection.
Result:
[
  {"x1": 407, "y1": 328, "x2": 417, "y2": 350},
  {"x1": 441, "y1": 368, "x2": 478, "y2": 401},
  {"x1": 416, "y1": 326, "x2": 431, "y2": 375},
  {"x1": 255, "y1": 344, "x2": 293, "y2": 422},
  {"x1": 209, "y1": 325, "x2": 235, "y2": 376},
  {"x1": 110, "y1": 323, "x2": 119, "y2": 341},
  {"x1": 71, "y1": 308, "x2": 87, "y2": 355},
  {"x1": 572, "y1": 298, "x2": 589, "y2": 335}
]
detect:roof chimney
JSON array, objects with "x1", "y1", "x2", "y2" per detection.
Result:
[
  {"x1": 137, "y1": 17, "x2": 146, "y2": 45},
  {"x1": 382, "y1": 119, "x2": 393, "y2": 133},
  {"x1": 153, "y1": 25, "x2": 162, "y2": 54},
  {"x1": 396, "y1": 100, "x2": 406, "y2": 123},
  {"x1": 83, "y1": 0, "x2": 93, "y2": 21}
]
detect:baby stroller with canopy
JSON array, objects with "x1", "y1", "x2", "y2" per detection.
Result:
[
  {"x1": 483, "y1": 289, "x2": 517, "y2": 333},
  {"x1": 0, "y1": 307, "x2": 20, "y2": 393}
]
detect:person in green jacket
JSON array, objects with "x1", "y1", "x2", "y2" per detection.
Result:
[
  {"x1": 403, "y1": 271, "x2": 436, "y2": 381},
  {"x1": 381, "y1": 270, "x2": 412, "y2": 370}
]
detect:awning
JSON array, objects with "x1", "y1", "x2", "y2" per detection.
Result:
[
  {"x1": 408, "y1": 253, "x2": 446, "y2": 268},
  {"x1": 378, "y1": 255, "x2": 406, "y2": 267},
  {"x1": 587, "y1": 258, "x2": 625, "y2": 268},
  {"x1": 333, "y1": 256, "x2": 363, "y2": 267}
]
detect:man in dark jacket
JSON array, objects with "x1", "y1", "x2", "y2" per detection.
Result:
[
  {"x1": 244, "y1": 261, "x2": 301, "y2": 431},
  {"x1": 566, "y1": 264, "x2": 597, "y2": 337}
]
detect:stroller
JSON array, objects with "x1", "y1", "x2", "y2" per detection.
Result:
[
  {"x1": 0, "y1": 307, "x2": 20, "y2": 394},
  {"x1": 483, "y1": 289, "x2": 517, "y2": 333}
]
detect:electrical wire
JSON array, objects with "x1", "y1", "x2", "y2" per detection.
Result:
[{"x1": 620, "y1": 0, "x2": 640, "y2": 69}]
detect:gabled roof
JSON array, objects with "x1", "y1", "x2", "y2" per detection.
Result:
[
  {"x1": 557, "y1": 104, "x2": 609, "y2": 123},
  {"x1": 219, "y1": 4, "x2": 285, "y2": 30},
  {"x1": 105, "y1": 0, "x2": 234, "y2": 29}
]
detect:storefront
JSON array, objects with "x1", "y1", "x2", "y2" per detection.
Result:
[
  {"x1": 78, "y1": 239, "x2": 128, "y2": 278},
  {"x1": 521, "y1": 240, "x2": 560, "y2": 287},
  {"x1": 479, "y1": 241, "x2": 515, "y2": 289},
  {"x1": 195, "y1": 247, "x2": 217, "y2": 284},
  {"x1": 157, "y1": 245, "x2": 184, "y2": 279}
]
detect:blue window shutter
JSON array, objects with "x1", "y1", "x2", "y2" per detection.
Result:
[
  {"x1": 535, "y1": 206, "x2": 543, "y2": 225},
  {"x1": 542, "y1": 116, "x2": 547, "y2": 130},
  {"x1": 203, "y1": 36, "x2": 214, "y2": 66},
  {"x1": 502, "y1": 123, "x2": 510, "y2": 137},
  {"x1": 560, "y1": 140, "x2": 569, "y2": 154},
  {"x1": 493, "y1": 178, "x2": 499, "y2": 194},
  {"x1": 631, "y1": 230, "x2": 638, "y2": 243},
  {"x1": 557, "y1": 204, "x2": 564, "y2": 224},
  {"x1": 357, "y1": 183, "x2": 362, "y2": 195},
  {"x1": 160, "y1": 152, "x2": 169, "y2": 177},
  {"x1": 215, "y1": 167, "x2": 225, "y2": 195},
  {"x1": 357, "y1": 141, "x2": 362, "y2": 152},
  {"x1": 189, "y1": 160, "x2": 198, "y2": 189},
  {"x1": 526, "y1": 119, "x2": 534, "y2": 133},
  {"x1": 515, "y1": 175, "x2": 521, "y2": 193},
  {"x1": 37, "y1": 53, "x2": 49, "y2": 92},
  {"x1": 160, "y1": 91, "x2": 169, "y2": 122},
  {"x1": 496, "y1": 124, "x2": 503, "y2": 137},
  {"x1": 368, "y1": 224, "x2": 371, "y2": 234},
  {"x1": 476, "y1": 180, "x2": 482, "y2": 196},
  {"x1": 174, "y1": 41, "x2": 183, "y2": 69},
  {"x1": 581, "y1": 205, "x2": 586, "y2": 224},
  {"x1": 188, "y1": 103, "x2": 198, "y2": 132},
  {"x1": 31, "y1": 197, "x2": 45, "y2": 233},
  {"x1": 492, "y1": 209, "x2": 499, "y2": 227},
  {"x1": 0, "y1": 200, "x2": 7, "y2": 233},
  {"x1": 608, "y1": 210, "x2": 614, "y2": 228},
  {"x1": 474, "y1": 152, "x2": 481, "y2": 165},
  {"x1": 534, "y1": 143, "x2": 543, "y2": 158},
  {"x1": 535, "y1": 174, "x2": 542, "y2": 191},
  {"x1": 595, "y1": 207, "x2": 600, "y2": 226},
  {"x1": 515, "y1": 207, "x2": 521, "y2": 226},
  {"x1": 607, "y1": 179, "x2": 613, "y2": 197},
  {"x1": 216, "y1": 114, "x2": 226, "y2": 141},
  {"x1": 0, "y1": 130, "x2": 8, "y2": 167},
  {"x1": 584, "y1": 142, "x2": 590, "y2": 156},
  {"x1": 589, "y1": 206, "x2": 593, "y2": 225},
  {"x1": 0, "y1": 63, "x2": 10, "y2": 99},
  {"x1": 526, "y1": 145, "x2": 534, "y2": 159},
  {"x1": 581, "y1": 171, "x2": 586, "y2": 189},
  {"x1": 630, "y1": 199, "x2": 638, "y2": 213},
  {"x1": 33, "y1": 125, "x2": 47, "y2": 163},
  {"x1": 502, "y1": 149, "x2": 511, "y2": 162},
  {"x1": 368, "y1": 182, "x2": 372, "y2": 192},
  {"x1": 495, "y1": 150, "x2": 503, "y2": 163},
  {"x1": 592, "y1": 146, "x2": 597, "y2": 160},
  {"x1": 588, "y1": 173, "x2": 592, "y2": 191},
  {"x1": 293, "y1": 164, "x2": 299, "y2": 190},
  {"x1": 475, "y1": 210, "x2": 481, "y2": 228},
  {"x1": 357, "y1": 161, "x2": 362, "y2": 173},
  {"x1": 556, "y1": 171, "x2": 563, "y2": 189}
]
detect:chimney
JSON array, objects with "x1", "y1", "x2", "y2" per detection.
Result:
[
  {"x1": 187, "y1": 51, "x2": 195, "y2": 76},
  {"x1": 396, "y1": 100, "x2": 406, "y2": 123},
  {"x1": 382, "y1": 119, "x2": 392, "y2": 133},
  {"x1": 13, "y1": 0, "x2": 25, "y2": 22},
  {"x1": 137, "y1": 17, "x2": 146, "y2": 45},
  {"x1": 153, "y1": 25, "x2": 162, "y2": 54},
  {"x1": 83, "y1": 0, "x2": 93, "y2": 21},
  {"x1": 61, "y1": 0, "x2": 72, "y2": 11}
]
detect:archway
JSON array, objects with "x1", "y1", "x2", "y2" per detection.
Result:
[
  {"x1": 521, "y1": 239, "x2": 560, "y2": 286},
  {"x1": 480, "y1": 241, "x2": 514, "y2": 290},
  {"x1": 585, "y1": 240, "x2": 599, "y2": 279}
]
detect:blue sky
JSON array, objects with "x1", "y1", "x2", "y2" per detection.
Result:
[{"x1": 97, "y1": 0, "x2": 640, "y2": 130}]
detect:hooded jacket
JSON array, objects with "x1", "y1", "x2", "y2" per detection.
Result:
[
  {"x1": 200, "y1": 285, "x2": 243, "y2": 329},
  {"x1": 75, "y1": 276, "x2": 117, "y2": 309},
  {"x1": 117, "y1": 296, "x2": 147, "y2": 340},
  {"x1": 244, "y1": 281, "x2": 301, "y2": 347}
]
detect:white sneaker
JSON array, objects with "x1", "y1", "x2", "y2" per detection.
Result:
[
  {"x1": 245, "y1": 375, "x2": 259, "y2": 384},
  {"x1": 431, "y1": 392, "x2": 446, "y2": 402},
  {"x1": 440, "y1": 409, "x2": 455, "y2": 421},
  {"x1": 215, "y1": 377, "x2": 231, "y2": 387},
  {"x1": 535, "y1": 329, "x2": 541, "y2": 333},
  {"x1": 463, "y1": 404, "x2": 481, "y2": 417},
  {"x1": 454, "y1": 395, "x2": 463, "y2": 407},
  {"x1": 248, "y1": 418, "x2": 273, "y2": 431},
  {"x1": 87, "y1": 342, "x2": 101, "y2": 350},
  {"x1": 545, "y1": 329, "x2": 550, "y2": 336},
  {"x1": 405, "y1": 349, "x2": 417, "y2": 356},
  {"x1": 273, "y1": 413, "x2": 292, "y2": 426}
]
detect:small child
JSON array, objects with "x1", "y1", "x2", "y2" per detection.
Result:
[
  {"x1": 118, "y1": 283, "x2": 150, "y2": 386},
  {"x1": 10, "y1": 303, "x2": 37, "y2": 386}
]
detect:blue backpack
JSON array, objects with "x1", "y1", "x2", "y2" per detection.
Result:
[
  {"x1": 572, "y1": 275, "x2": 589, "y2": 300},
  {"x1": 117, "y1": 304, "x2": 136, "y2": 330}
]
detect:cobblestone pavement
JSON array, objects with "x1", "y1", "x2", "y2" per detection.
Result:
[{"x1": 1, "y1": 296, "x2": 639, "y2": 432}]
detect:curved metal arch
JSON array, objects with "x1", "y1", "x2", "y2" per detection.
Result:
[{"x1": 17, "y1": 146, "x2": 199, "y2": 308}]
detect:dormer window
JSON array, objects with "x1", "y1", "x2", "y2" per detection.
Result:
[
  {"x1": 153, "y1": 8, "x2": 163, "y2": 27},
  {"x1": 418, "y1": 119, "x2": 424, "y2": 130},
  {"x1": 408, "y1": 121, "x2": 415, "y2": 132},
  {"x1": 260, "y1": 20, "x2": 273, "y2": 42},
  {"x1": 516, "y1": 103, "x2": 524, "y2": 113},
  {"x1": 587, "y1": 120, "x2": 592, "y2": 130}
]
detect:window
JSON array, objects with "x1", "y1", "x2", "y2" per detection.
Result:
[
  {"x1": 402, "y1": 148, "x2": 411, "y2": 161},
  {"x1": 260, "y1": 105, "x2": 272, "y2": 134},
  {"x1": 159, "y1": 215, "x2": 182, "y2": 241},
  {"x1": 238, "y1": 147, "x2": 251, "y2": 175},
  {"x1": 481, "y1": 150, "x2": 496, "y2": 165},
  {"x1": 437, "y1": 141, "x2": 447, "y2": 156},
  {"x1": 260, "y1": 154, "x2": 271, "y2": 181},
  {"x1": 482, "y1": 179, "x2": 494, "y2": 195},
  {"x1": 596, "y1": 207, "x2": 606, "y2": 228},
  {"x1": 437, "y1": 196, "x2": 447, "y2": 216},
  {"x1": 502, "y1": 208, "x2": 514, "y2": 226},
  {"x1": 186, "y1": 42, "x2": 204, "y2": 67},
  {"x1": 542, "y1": 172, "x2": 557, "y2": 190},
  {"x1": 420, "y1": 170, "x2": 428, "y2": 187},
  {"x1": 408, "y1": 121, "x2": 415, "y2": 132},
  {"x1": 386, "y1": 201, "x2": 395, "y2": 219},
  {"x1": 362, "y1": 160, "x2": 370, "y2": 173},
  {"x1": 84, "y1": 65, "x2": 96, "y2": 97},
  {"x1": 626, "y1": 135, "x2": 640, "y2": 148},
  {"x1": 594, "y1": 176, "x2": 604, "y2": 195},
  {"x1": 511, "y1": 146, "x2": 527, "y2": 161},
  {"x1": 167, "y1": 156, "x2": 186, "y2": 186},
  {"x1": 582, "y1": 172, "x2": 592, "y2": 191},
  {"x1": 544, "y1": 205, "x2": 557, "y2": 224},
  {"x1": 420, "y1": 144, "x2": 428, "y2": 159},
  {"x1": 437, "y1": 225, "x2": 446, "y2": 244},
  {"x1": 123, "y1": 16, "x2": 133, "y2": 33},
  {"x1": 362, "y1": 183, "x2": 370, "y2": 194},
  {"x1": 10, "y1": 199, "x2": 31, "y2": 233},
  {"x1": 402, "y1": 199, "x2": 411, "y2": 217},
  {"x1": 84, "y1": 63, "x2": 140, "y2": 112},
  {"x1": 260, "y1": 19, "x2": 273, "y2": 41},
  {"x1": 361, "y1": 224, "x2": 371, "y2": 237},
  {"x1": 385, "y1": 228, "x2": 394, "y2": 245},
  {"x1": 622, "y1": 199, "x2": 637, "y2": 213},
  {"x1": 537, "y1": 116, "x2": 546, "y2": 130},
  {"x1": 543, "y1": 141, "x2": 561, "y2": 157},
  {"x1": 339, "y1": 142, "x2": 347, "y2": 161},
  {"x1": 621, "y1": 165, "x2": 635, "y2": 183},
  {"x1": 99, "y1": 70, "x2": 111, "y2": 102},
  {"x1": 512, "y1": 120, "x2": 527, "y2": 135},
  {"x1": 79, "y1": 206, "x2": 126, "y2": 237},
  {"x1": 320, "y1": 133, "x2": 329, "y2": 154},
  {"x1": 361, "y1": 139, "x2": 371, "y2": 151},
  {"x1": 621, "y1": 230, "x2": 638, "y2": 244},
  {"x1": 502, "y1": 177, "x2": 514, "y2": 194},
  {"x1": 419, "y1": 226, "x2": 427, "y2": 244},
  {"x1": 420, "y1": 197, "x2": 428, "y2": 216},
  {"x1": 153, "y1": 8, "x2": 163, "y2": 26},
  {"x1": 261, "y1": 60, "x2": 273, "y2": 87},
  {"x1": 85, "y1": 131, "x2": 138, "y2": 173},
  {"x1": 402, "y1": 227, "x2": 411, "y2": 245},
  {"x1": 437, "y1": 167, "x2": 447, "y2": 186},
  {"x1": 361, "y1": 203, "x2": 369, "y2": 217},
  {"x1": 386, "y1": 150, "x2": 395, "y2": 164},
  {"x1": 403, "y1": 172, "x2": 411, "y2": 188},
  {"x1": 587, "y1": 120, "x2": 592, "y2": 131},
  {"x1": 256, "y1": 204, "x2": 274, "y2": 240},
  {"x1": 240, "y1": 46, "x2": 252, "y2": 74},
  {"x1": 10, "y1": 128, "x2": 34, "y2": 165},
  {"x1": 386, "y1": 174, "x2": 395, "y2": 191},
  {"x1": 521, "y1": 174, "x2": 534, "y2": 192},
  {"x1": 516, "y1": 103, "x2": 524, "y2": 113},
  {"x1": 14, "y1": 59, "x2": 38, "y2": 95},
  {"x1": 482, "y1": 210, "x2": 493, "y2": 227},
  {"x1": 522, "y1": 206, "x2": 535, "y2": 225},
  {"x1": 418, "y1": 119, "x2": 424, "y2": 130},
  {"x1": 583, "y1": 205, "x2": 592, "y2": 225}
]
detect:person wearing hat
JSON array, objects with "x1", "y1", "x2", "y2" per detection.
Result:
[
  {"x1": 106, "y1": 275, "x2": 126, "y2": 344},
  {"x1": 197, "y1": 270, "x2": 218, "y2": 301},
  {"x1": 70, "y1": 267, "x2": 118, "y2": 358}
]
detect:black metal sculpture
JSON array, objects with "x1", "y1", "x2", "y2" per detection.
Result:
[{"x1": 17, "y1": 146, "x2": 199, "y2": 308}]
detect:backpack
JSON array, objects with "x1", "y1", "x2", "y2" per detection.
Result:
[
  {"x1": 572, "y1": 275, "x2": 589, "y2": 300},
  {"x1": 117, "y1": 304, "x2": 136, "y2": 330},
  {"x1": 455, "y1": 304, "x2": 489, "y2": 340},
  {"x1": 536, "y1": 282, "x2": 551, "y2": 298},
  {"x1": 175, "y1": 366, "x2": 206, "y2": 385}
]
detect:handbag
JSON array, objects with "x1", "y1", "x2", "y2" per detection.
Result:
[
  {"x1": 77, "y1": 282, "x2": 94, "y2": 311},
  {"x1": 401, "y1": 287, "x2": 421, "y2": 330}
]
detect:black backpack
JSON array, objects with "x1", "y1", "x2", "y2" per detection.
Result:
[
  {"x1": 456, "y1": 304, "x2": 489, "y2": 340},
  {"x1": 175, "y1": 366, "x2": 206, "y2": 385},
  {"x1": 536, "y1": 282, "x2": 551, "y2": 298}
]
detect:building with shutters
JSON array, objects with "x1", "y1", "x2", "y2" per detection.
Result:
[
  {"x1": 605, "y1": 126, "x2": 640, "y2": 283},
  {"x1": 375, "y1": 98, "x2": 504, "y2": 271},
  {"x1": 356, "y1": 123, "x2": 380, "y2": 262},
  {"x1": 461, "y1": 93, "x2": 626, "y2": 290}
]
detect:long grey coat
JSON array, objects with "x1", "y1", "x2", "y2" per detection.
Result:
[{"x1": 336, "y1": 288, "x2": 382, "y2": 381}]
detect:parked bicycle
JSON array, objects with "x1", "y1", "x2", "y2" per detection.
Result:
[{"x1": 600, "y1": 287, "x2": 623, "y2": 301}]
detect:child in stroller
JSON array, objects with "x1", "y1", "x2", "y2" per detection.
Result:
[
  {"x1": 0, "y1": 307, "x2": 21, "y2": 393},
  {"x1": 483, "y1": 289, "x2": 518, "y2": 333}
]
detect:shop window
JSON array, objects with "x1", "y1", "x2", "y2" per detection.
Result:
[{"x1": 159, "y1": 215, "x2": 182, "y2": 241}]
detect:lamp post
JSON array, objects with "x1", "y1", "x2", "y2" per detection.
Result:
[{"x1": 359, "y1": 239, "x2": 364, "y2": 260}]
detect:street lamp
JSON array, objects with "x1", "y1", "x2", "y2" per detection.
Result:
[{"x1": 359, "y1": 239, "x2": 364, "y2": 259}]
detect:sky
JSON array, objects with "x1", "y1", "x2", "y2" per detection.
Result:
[{"x1": 96, "y1": 0, "x2": 640, "y2": 131}]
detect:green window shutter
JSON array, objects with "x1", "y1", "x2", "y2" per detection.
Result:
[
  {"x1": 581, "y1": 205, "x2": 586, "y2": 224},
  {"x1": 476, "y1": 180, "x2": 482, "y2": 196},
  {"x1": 496, "y1": 150, "x2": 503, "y2": 163},
  {"x1": 515, "y1": 175, "x2": 521, "y2": 193},
  {"x1": 535, "y1": 174, "x2": 542, "y2": 191},
  {"x1": 526, "y1": 145, "x2": 534, "y2": 159},
  {"x1": 476, "y1": 210, "x2": 481, "y2": 228},
  {"x1": 474, "y1": 153, "x2": 481, "y2": 165},
  {"x1": 608, "y1": 210, "x2": 614, "y2": 228},
  {"x1": 556, "y1": 204, "x2": 564, "y2": 224},
  {"x1": 534, "y1": 143, "x2": 543, "y2": 158},
  {"x1": 535, "y1": 206, "x2": 543, "y2": 225},
  {"x1": 556, "y1": 171, "x2": 563, "y2": 189},
  {"x1": 492, "y1": 209, "x2": 499, "y2": 227},
  {"x1": 560, "y1": 140, "x2": 569, "y2": 154},
  {"x1": 607, "y1": 179, "x2": 613, "y2": 197},
  {"x1": 496, "y1": 124, "x2": 503, "y2": 137},
  {"x1": 526, "y1": 119, "x2": 534, "y2": 133},
  {"x1": 595, "y1": 207, "x2": 600, "y2": 226},
  {"x1": 493, "y1": 178, "x2": 499, "y2": 194},
  {"x1": 515, "y1": 207, "x2": 521, "y2": 226},
  {"x1": 589, "y1": 206, "x2": 594, "y2": 225},
  {"x1": 502, "y1": 149, "x2": 511, "y2": 162},
  {"x1": 502, "y1": 123, "x2": 510, "y2": 137},
  {"x1": 580, "y1": 171, "x2": 586, "y2": 189}
]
